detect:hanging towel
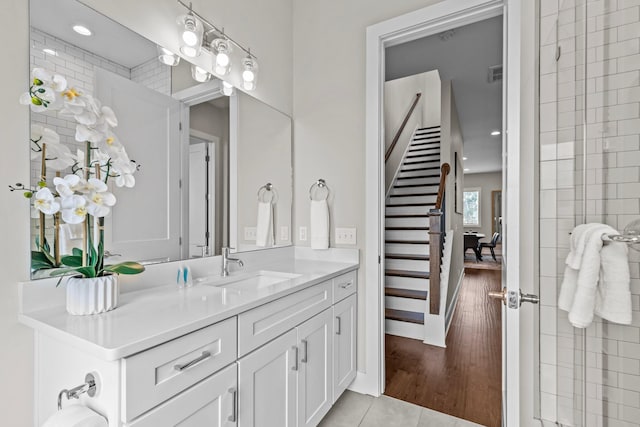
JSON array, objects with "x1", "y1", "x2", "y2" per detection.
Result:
[
  {"x1": 59, "y1": 223, "x2": 84, "y2": 255},
  {"x1": 310, "y1": 199, "x2": 330, "y2": 250},
  {"x1": 42, "y1": 405, "x2": 108, "y2": 427},
  {"x1": 559, "y1": 223, "x2": 631, "y2": 328},
  {"x1": 256, "y1": 201, "x2": 273, "y2": 247}
]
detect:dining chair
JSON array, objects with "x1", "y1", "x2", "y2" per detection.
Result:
[{"x1": 480, "y1": 232, "x2": 500, "y2": 261}]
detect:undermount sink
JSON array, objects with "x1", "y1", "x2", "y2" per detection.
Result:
[{"x1": 199, "y1": 271, "x2": 302, "y2": 292}]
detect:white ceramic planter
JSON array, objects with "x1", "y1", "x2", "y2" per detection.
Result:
[{"x1": 66, "y1": 274, "x2": 119, "y2": 315}]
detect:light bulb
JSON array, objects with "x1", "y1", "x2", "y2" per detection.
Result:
[
  {"x1": 216, "y1": 52, "x2": 230, "y2": 67},
  {"x1": 191, "y1": 65, "x2": 211, "y2": 83},
  {"x1": 180, "y1": 46, "x2": 198, "y2": 58},
  {"x1": 241, "y1": 55, "x2": 258, "y2": 91},
  {"x1": 243, "y1": 80, "x2": 255, "y2": 91},
  {"x1": 157, "y1": 46, "x2": 180, "y2": 66},
  {"x1": 242, "y1": 69, "x2": 255, "y2": 82},
  {"x1": 182, "y1": 15, "x2": 198, "y2": 46}
]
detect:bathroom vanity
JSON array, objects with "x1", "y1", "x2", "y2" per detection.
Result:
[{"x1": 20, "y1": 249, "x2": 358, "y2": 426}]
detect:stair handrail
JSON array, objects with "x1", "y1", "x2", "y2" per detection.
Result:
[
  {"x1": 384, "y1": 93, "x2": 422, "y2": 163},
  {"x1": 434, "y1": 163, "x2": 451, "y2": 210},
  {"x1": 427, "y1": 162, "x2": 450, "y2": 315}
]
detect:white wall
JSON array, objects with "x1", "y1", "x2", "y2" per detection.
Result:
[
  {"x1": 463, "y1": 171, "x2": 502, "y2": 239},
  {"x1": 384, "y1": 70, "x2": 442, "y2": 191}
]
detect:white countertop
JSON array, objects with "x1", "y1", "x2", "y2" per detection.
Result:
[{"x1": 19, "y1": 257, "x2": 358, "y2": 361}]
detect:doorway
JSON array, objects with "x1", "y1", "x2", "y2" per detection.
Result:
[{"x1": 381, "y1": 14, "x2": 504, "y2": 427}]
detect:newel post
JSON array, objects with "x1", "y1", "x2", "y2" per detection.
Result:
[{"x1": 428, "y1": 209, "x2": 442, "y2": 315}]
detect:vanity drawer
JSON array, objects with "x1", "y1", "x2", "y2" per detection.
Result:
[
  {"x1": 238, "y1": 280, "x2": 332, "y2": 356},
  {"x1": 333, "y1": 271, "x2": 357, "y2": 303},
  {"x1": 122, "y1": 317, "x2": 237, "y2": 422}
]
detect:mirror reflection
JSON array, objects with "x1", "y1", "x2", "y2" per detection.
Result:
[{"x1": 28, "y1": 0, "x2": 292, "y2": 278}]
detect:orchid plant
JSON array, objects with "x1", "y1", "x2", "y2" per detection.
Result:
[{"x1": 13, "y1": 68, "x2": 144, "y2": 279}]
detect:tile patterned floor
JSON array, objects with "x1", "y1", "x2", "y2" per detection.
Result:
[{"x1": 319, "y1": 391, "x2": 486, "y2": 427}]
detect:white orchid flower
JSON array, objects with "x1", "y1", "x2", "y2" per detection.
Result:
[
  {"x1": 43, "y1": 143, "x2": 77, "y2": 171},
  {"x1": 33, "y1": 188, "x2": 60, "y2": 215},
  {"x1": 75, "y1": 124, "x2": 105, "y2": 143},
  {"x1": 60, "y1": 195, "x2": 87, "y2": 224},
  {"x1": 33, "y1": 68, "x2": 68, "y2": 92},
  {"x1": 101, "y1": 106, "x2": 118, "y2": 127},
  {"x1": 53, "y1": 175, "x2": 83, "y2": 198},
  {"x1": 30, "y1": 126, "x2": 76, "y2": 171},
  {"x1": 85, "y1": 178, "x2": 108, "y2": 194},
  {"x1": 19, "y1": 68, "x2": 67, "y2": 112},
  {"x1": 30, "y1": 125, "x2": 60, "y2": 156},
  {"x1": 86, "y1": 190, "x2": 116, "y2": 217}
]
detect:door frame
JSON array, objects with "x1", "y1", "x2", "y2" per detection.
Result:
[{"x1": 361, "y1": 0, "x2": 539, "y2": 425}]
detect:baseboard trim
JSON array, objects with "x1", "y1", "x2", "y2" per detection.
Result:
[
  {"x1": 348, "y1": 371, "x2": 381, "y2": 397},
  {"x1": 445, "y1": 270, "x2": 465, "y2": 335}
]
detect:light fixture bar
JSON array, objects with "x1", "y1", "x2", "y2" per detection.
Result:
[{"x1": 176, "y1": 0, "x2": 258, "y2": 60}]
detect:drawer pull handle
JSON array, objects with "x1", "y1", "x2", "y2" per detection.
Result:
[
  {"x1": 291, "y1": 346, "x2": 299, "y2": 371},
  {"x1": 339, "y1": 281, "x2": 353, "y2": 289},
  {"x1": 301, "y1": 339, "x2": 308, "y2": 363},
  {"x1": 336, "y1": 316, "x2": 341, "y2": 335},
  {"x1": 173, "y1": 351, "x2": 212, "y2": 371},
  {"x1": 228, "y1": 387, "x2": 237, "y2": 422}
]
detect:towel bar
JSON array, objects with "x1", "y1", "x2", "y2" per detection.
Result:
[
  {"x1": 309, "y1": 179, "x2": 330, "y2": 201},
  {"x1": 257, "y1": 183, "x2": 276, "y2": 203},
  {"x1": 601, "y1": 233, "x2": 640, "y2": 244}
]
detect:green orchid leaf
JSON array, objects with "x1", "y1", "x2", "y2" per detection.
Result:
[
  {"x1": 50, "y1": 266, "x2": 97, "y2": 278},
  {"x1": 60, "y1": 255, "x2": 83, "y2": 267},
  {"x1": 104, "y1": 262, "x2": 145, "y2": 275},
  {"x1": 72, "y1": 248, "x2": 83, "y2": 258}
]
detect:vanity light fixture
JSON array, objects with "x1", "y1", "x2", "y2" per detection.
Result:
[
  {"x1": 222, "y1": 81, "x2": 235, "y2": 96},
  {"x1": 72, "y1": 25, "x2": 92, "y2": 36},
  {"x1": 491, "y1": 130, "x2": 501, "y2": 136},
  {"x1": 157, "y1": 46, "x2": 180, "y2": 66},
  {"x1": 191, "y1": 65, "x2": 212, "y2": 82},
  {"x1": 242, "y1": 54, "x2": 258, "y2": 91},
  {"x1": 211, "y1": 38, "x2": 232, "y2": 75},
  {"x1": 176, "y1": 0, "x2": 259, "y2": 90}
]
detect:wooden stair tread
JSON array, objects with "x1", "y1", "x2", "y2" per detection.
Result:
[
  {"x1": 389, "y1": 193, "x2": 438, "y2": 197},
  {"x1": 385, "y1": 253, "x2": 429, "y2": 260},
  {"x1": 417, "y1": 125, "x2": 441, "y2": 131},
  {"x1": 393, "y1": 183, "x2": 439, "y2": 188},
  {"x1": 385, "y1": 308, "x2": 425, "y2": 324},
  {"x1": 385, "y1": 227, "x2": 429, "y2": 231},
  {"x1": 386, "y1": 202, "x2": 436, "y2": 207},
  {"x1": 385, "y1": 239, "x2": 429, "y2": 245},
  {"x1": 400, "y1": 166, "x2": 441, "y2": 172},
  {"x1": 403, "y1": 160, "x2": 440, "y2": 166},
  {"x1": 385, "y1": 269, "x2": 430, "y2": 279},
  {"x1": 385, "y1": 288, "x2": 428, "y2": 300},
  {"x1": 385, "y1": 214, "x2": 430, "y2": 218},
  {"x1": 406, "y1": 153, "x2": 439, "y2": 159}
]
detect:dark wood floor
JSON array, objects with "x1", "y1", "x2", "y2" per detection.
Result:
[{"x1": 385, "y1": 268, "x2": 502, "y2": 427}]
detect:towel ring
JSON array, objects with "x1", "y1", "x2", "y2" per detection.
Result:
[
  {"x1": 309, "y1": 179, "x2": 330, "y2": 201},
  {"x1": 257, "y1": 183, "x2": 276, "y2": 203}
]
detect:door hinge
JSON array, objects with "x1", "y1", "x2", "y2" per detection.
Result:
[
  {"x1": 205, "y1": 155, "x2": 210, "y2": 162},
  {"x1": 179, "y1": 237, "x2": 182, "y2": 245},
  {"x1": 378, "y1": 255, "x2": 381, "y2": 264},
  {"x1": 179, "y1": 122, "x2": 182, "y2": 131},
  {"x1": 179, "y1": 179, "x2": 182, "y2": 189}
]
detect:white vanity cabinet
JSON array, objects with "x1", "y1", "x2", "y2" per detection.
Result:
[{"x1": 332, "y1": 293, "x2": 357, "y2": 402}]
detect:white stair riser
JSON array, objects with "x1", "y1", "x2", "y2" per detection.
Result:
[
  {"x1": 390, "y1": 186, "x2": 438, "y2": 196},
  {"x1": 397, "y1": 170, "x2": 440, "y2": 179},
  {"x1": 415, "y1": 129, "x2": 440, "y2": 136},
  {"x1": 388, "y1": 194, "x2": 438, "y2": 205},
  {"x1": 401, "y1": 161, "x2": 440, "y2": 171},
  {"x1": 404, "y1": 156, "x2": 440, "y2": 165},
  {"x1": 386, "y1": 205, "x2": 433, "y2": 216},
  {"x1": 385, "y1": 217, "x2": 429, "y2": 228},
  {"x1": 385, "y1": 296, "x2": 427, "y2": 313},
  {"x1": 406, "y1": 150, "x2": 440, "y2": 158},
  {"x1": 385, "y1": 319, "x2": 424, "y2": 340},
  {"x1": 385, "y1": 275, "x2": 429, "y2": 291},
  {"x1": 385, "y1": 229, "x2": 429, "y2": 241},
  {"x1": 408, "y1": 145, "x2": 440, "y2": 152},
  {"x1": 395, "y1": 176, "x2": 441, "y2": 186},
  {"x1": 385, "y1": 258, "x2": 430, "y2": 271},
  {"x1": 385, "y1": 243, "x2": 429, "y2": 254}
]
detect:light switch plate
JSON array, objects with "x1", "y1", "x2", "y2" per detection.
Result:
[
  {"x1": 335, "y1": 227, "x2": 357, "y2": 245},
  {"x1": 244, "y1": 227, "x2": 257, "y2": 241},
  {"x1": 299, "y1": 226, "x2": 308, "y2": 241},
  {"x1": 280, "y1": 226, "x2": 289, "y2": 241}
]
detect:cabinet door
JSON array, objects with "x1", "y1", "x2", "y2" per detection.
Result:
[
  {"x1": 238, "y1": 329, "x2": 298, "y2": 427},
  {"x1": 297, "y1": 308, "x2": 333, "y2": 427},
  {"x1": 333, "y1": 293, "x2": 357, "y2": 403},
  {"x1": 127, "y1": 363, "x2": 237, "y2": 427}
]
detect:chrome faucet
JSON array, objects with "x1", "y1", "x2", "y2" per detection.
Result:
[{"x1": 222, "y1": 247, "x2": 244, "y2": 277}]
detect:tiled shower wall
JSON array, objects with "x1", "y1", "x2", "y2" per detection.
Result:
[
  {"x1": 539, "y1": 0, "x2": 640, "y2": 426},
  {"x1": 28, "y1": 28, "x2": 171, "y2": 240}
]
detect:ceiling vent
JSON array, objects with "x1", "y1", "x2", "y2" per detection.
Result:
[{"x1": 488, "y1": 65, "x2": 503, "y2": 83}]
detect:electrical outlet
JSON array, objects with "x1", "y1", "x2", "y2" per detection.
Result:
[
  {"x1": 299, "y1": 226, "x2": 308, "y2": 241},
  {"x1": 280, "y1": 226, "x2": 289, "y2": 242},
  {"x1": 335, "y1": 227, "x2": 357, "y2": 245},
  {"x1": 244, "y1": 227, "x2": 257, "y2": 241}
]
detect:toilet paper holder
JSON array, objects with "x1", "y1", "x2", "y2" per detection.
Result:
[{"x1": 57, "y1": 373, "x2": 97, "y2": 410}]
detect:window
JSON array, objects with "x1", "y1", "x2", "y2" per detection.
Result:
[{"x1": 463, "y1": 188, "x2": 481, "y2": 227}]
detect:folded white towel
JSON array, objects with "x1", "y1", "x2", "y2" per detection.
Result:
[
  {"x1": 595, "y1": 240, "x2": 631, "y2": 324},
  {"x1": 59, "y1": 223, "x2": 84, "y2": 255},
  {"x1": 255, "y1": 201, "x2": 273, "y2": 247},
  {"x1": 42, "y1": 404, "x2": 107, "y2": 427},
  {"x1": 310, "y1": 199, "x2": 329, "y2": 250},
  {"x1": 559, "y1": 223, "x2": 631, "y2": 328}
]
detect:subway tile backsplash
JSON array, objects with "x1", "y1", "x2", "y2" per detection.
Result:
[{"x1": 539, "y1": 0, "x2": 640, "y2": 425}]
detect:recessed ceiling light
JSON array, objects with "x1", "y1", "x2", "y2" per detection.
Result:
[
  {"x1": 73, "y1": 25, "x2": 92, "y2": 36},
  {"x1": 42, "y1": 48, "x2": 58, "y2": 56},
  {"x1": 463, "y1": 157, "x2": 468, "y2": 161},
  {"x1": 491, "y1": 130, "x2": 501, "y2": 136},
  {"x1": 464, "y1": 168, "x2": 470, "y2": 172}
]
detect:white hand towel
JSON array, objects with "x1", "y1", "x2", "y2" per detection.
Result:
[
  {"x1": 311, "y1": 199, "x2": 330, "y2": 250},
  {"x1": 595, "y1": 240, "x2": 632, "y2": 324},
  {"x1": 42, "y1": 405, "x2": 107, "y2": 427},
  {"x1": 59, "y1": 223, "x2": 84, "y2": 255},
  {"x1": 255, "y1": 201, "x2": 273, "y2": 247}
]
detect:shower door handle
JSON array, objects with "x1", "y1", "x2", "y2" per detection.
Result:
[{"x1": 489, "y1": 288, "x2": 539, "y2": 309}]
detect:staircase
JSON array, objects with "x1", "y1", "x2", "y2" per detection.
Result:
[{"x1": 385, "y1": 126, "x2": 442, "y2": 340}]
